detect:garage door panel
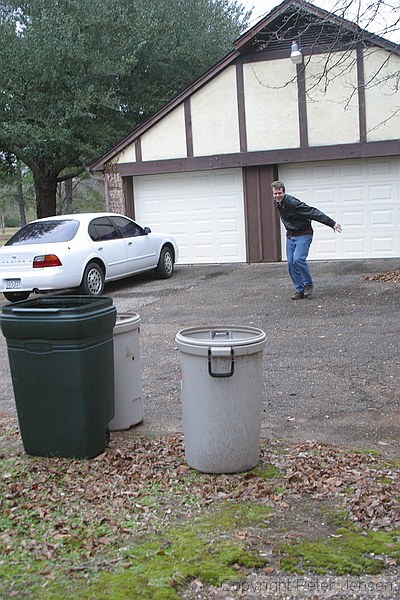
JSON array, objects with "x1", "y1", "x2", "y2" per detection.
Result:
[
  {"x1": 372, "y1": 237, "x2": 395, "y2": 252},
  {"x1": 343, "y1": 211, "x2": 364, "y2": 227},
  {"x1": 134, "y1": 169, "x2": 245, "y2": 264},
  {"x1": 219, "y1": 242, "x2": 243, "y2": 259},
  {"x1": 313, "y1": 238, "x2": 338, "y2": 255},
  {"x1": 193, "y1": 220, "x2": 212, "y2": 234},
  {"x1": 369, "y1": 185, "x2": 392, "y2": 202},
  {"x1": 371, "y1": 209, "x2": 394, "y2": 226},
  {"x1": 344, "y1": 238, "x2": 367, "y2": 255},
  {"x1": 342, "y1": 163, "x2": 362, "y2": 177},
  {"x1": 368, "y1": 161, "x2": 391, "y2": 176},
  {"x1": 192, "y1": 197, "x2": 211, "y2": 213},
  {"x1": 168, "y1": 220, "x2": 188, "y2": 235},
  {"x1": 216, "y1": 193, "x2": 239, "y2": 209},
  {"x1": 279, "y1": 157, "x2": 400, "y2": 260},
  {"x1": 177, "y1": 243, "x2": 190, "y2": 262},
  {"x1": 218, "y1": 218, "x2": 240, "y2": 233},
  {"x1": 314, "y1": 188, "x2": 336, "y2": 204},
  {"x1": 167, "y1": 199, "x2": 186, "y2": 213},
  {"x1": 142, "y1": 199, "x2": 163, "y2": 215},
  {"x1": 342, "y1": 187, "x2": 363, "y2": 204}
]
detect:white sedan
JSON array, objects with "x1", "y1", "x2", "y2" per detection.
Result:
[{"x1": 0, "y1": 213, "x2": 179, "y2": 302}]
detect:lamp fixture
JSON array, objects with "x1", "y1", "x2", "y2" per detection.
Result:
[{"x1": 290, "y1": 41, "x2": 303, "y2": 65}]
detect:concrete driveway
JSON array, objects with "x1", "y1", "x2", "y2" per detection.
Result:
[{"x1": 1, "y1": 258, "x2": 399, "y2": 456}]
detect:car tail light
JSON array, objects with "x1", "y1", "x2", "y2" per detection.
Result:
[{"x1": 33, "y1": 254, "x2": 62, "y2": 268}]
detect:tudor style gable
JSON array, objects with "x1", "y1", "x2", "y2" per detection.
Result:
[
  {"x1": 91, "y1": 0, "x2": 399, "y2": 177},
  {"x1": 90, "y1": 0, "x2": 399, "y2": 265}
]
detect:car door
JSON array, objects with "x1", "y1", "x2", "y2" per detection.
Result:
[
  {"x1": 88, "y1": 217, "x2": 128, "y2": 278},
  {"x1": 109, "y1": 216, "x2": 157, "y2": 274}
]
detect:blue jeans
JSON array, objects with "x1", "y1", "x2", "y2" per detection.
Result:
[{"x1": 286, "y1": 234, "x2": 313, "y2": 293}]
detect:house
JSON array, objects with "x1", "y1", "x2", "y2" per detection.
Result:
[{"x1": 89, "y1": 0, "x2": 400, "y2": 264}]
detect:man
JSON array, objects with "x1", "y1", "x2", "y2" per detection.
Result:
[{"x1": 271, "y1": 181, "x2": 342, "y2": 300}]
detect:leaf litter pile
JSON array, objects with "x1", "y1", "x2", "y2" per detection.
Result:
[
  {"x1": 1, "y1": 415, "x2": 399, "y2": 598},
  {"x1": 363, "y1": 270, "x2": 400, "y2": 285}
]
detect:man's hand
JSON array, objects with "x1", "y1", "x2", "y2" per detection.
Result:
[{"x1": 333, "y1": 223, "x2": 342, "y2": 233}]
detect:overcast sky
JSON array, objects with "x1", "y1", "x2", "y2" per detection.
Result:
[{"x1": 241, "y1": 0, "x2": 399, "y2": 41}]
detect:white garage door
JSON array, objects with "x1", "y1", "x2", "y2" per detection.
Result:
[
  {"x1": 134, "y1": 169, "x2": 246, "y2": 264},
  {"x1": 279, "y1": 157, "x2": 400, "y2": 260}
]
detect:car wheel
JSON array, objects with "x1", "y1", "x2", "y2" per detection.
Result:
[
  {"x1": 156, "y1": 246, "x2": 174, "y2": 279},
  {"x1": 3, "y1": 291, "x2": 30, "y2": 303},
  {"x1": 79, "y1": 261, "x2": 105, "y2": 296}
]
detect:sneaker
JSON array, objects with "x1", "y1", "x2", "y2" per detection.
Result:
[
  {"x1": 291, "y1": 291, "x2": 304, "y2": 300},
  {"x1": 304, "y1": 284, "x2": 314, "y2": 298}
]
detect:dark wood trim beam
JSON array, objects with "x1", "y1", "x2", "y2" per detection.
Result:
[
  {"x1": 122, "y1": 176, "x2": 135, "y2": 219},
  {"x1": 296, "y1": 63, "x2": 309, "y2": 147},
  {"x1": 117, "y1": 140, "x2": 399, "y2": 176},
  {"x1": 184, "y1": 99, "x2": 193, "y2": 157},
  {"x1": 237, "y1": 42, "x2": 364, "y2": 65},
  {"x1": 243, "y1": 165, "x2": 281, "y2": 262},
  {"x1": 135, "y1": 139, "x2": 142, "y2": 162},
  {"x1": 356, "y1": 46, "x2": 367, "y2": 143},
  {"x1": 243, "y1": 167, "x2": 263, "y2": 261},
  {"x1": 236, "y1": 62, "x2": 247, "y2": 153}
]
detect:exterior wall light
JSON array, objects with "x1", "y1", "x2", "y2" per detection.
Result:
[{"x1": 290, "y1": 41, "x2": 303, "y2": 64}]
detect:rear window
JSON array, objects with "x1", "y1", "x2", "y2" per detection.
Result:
[{"x1": 5, "y1": 220, "x2": 80, "y2": 246}]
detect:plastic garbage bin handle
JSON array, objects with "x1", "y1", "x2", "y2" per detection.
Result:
[
  {"x1": 208, "y1": 347, "x2": 235, "y2": 378},
  {"x1": 10, "y1": 308, "x2": 61, "y2": 313}
]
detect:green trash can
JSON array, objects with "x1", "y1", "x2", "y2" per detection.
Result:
[{"x1": 0, "y1": 296, "x2": 117, "y2": 459}]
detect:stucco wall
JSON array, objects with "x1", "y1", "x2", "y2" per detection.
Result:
[
  {"x1": 306, "y1": 50, "x2": 359, "y2": 146},
  {"x1": 244, "y1": 58, "x2": 299, "y2": 150},
  {"x1": 116, "y1": 143, "x2": 136, "y2": 164},
  {"x1": 190, "y1": 66, "x2": 240, "y2": 155},
  {"x1": 109, "y1": 46, "x2": 398, "y2": 169},
  {"x1": 140, "y1": 105, "x2": 187, "y2": 161},
  {"x1": 364, "y1": 48, "x2": 400, "y2": 142}
]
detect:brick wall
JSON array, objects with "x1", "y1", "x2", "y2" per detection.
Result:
[{"x1": 105, "y1": 170, "x2": 125, "y2": 213}]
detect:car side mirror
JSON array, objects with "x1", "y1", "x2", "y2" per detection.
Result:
[{"x1": 143, "y1": 227, "x2": 151, "y2": 235}]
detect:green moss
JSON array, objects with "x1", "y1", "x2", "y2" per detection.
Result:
[
  {"x1": 355, "y1": 449, "x2": 382, "y2": 457},
  {"x1": 251, "y1": 464, "x2": 282, "y2": 481},
  {"x1": 206, "y1": 500, "x2": 273, "y2": 530},
  {"x1": 320, "y1": 506, "x2": 351, "y2": 529},
  {"x1": 279, "y1": 528, "x2": 400, "y2": 575},
  {"x1": 27, "y1": 502, "x2": 270, "y2": 599}
]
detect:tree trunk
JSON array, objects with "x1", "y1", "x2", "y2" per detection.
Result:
[
  {"x1": 65, "y1": 177, "x2": 73, "y2": 213},
  {"x1": 33, "y1": 168, "x2": 58, "y2": 218},
  {"x1": 16, "y1": 160, "x2": 27, "y2": 226}
]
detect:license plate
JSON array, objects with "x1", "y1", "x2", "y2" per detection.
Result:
[{"x1": 5, "y1": 279, "x2": 22, "y2": 290}]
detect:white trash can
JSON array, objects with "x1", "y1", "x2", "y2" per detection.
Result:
[
  {"x1": 109, "y1": 313, "x2": 144, "y2": 431},
  {"x1": 175, "y1": 325, "x2": 267, "y2": 474}
]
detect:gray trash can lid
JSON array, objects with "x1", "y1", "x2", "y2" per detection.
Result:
[
  {"x1": 114, "y1": 313, "x2": 141, "y2": 334},
  {"x1": 175, "y1": 325, "x2": 266, "y2": 356}
]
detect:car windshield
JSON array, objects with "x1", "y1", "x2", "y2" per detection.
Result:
[{"x1": 5, "y1": 220, "x2": 80, "y2": 246}]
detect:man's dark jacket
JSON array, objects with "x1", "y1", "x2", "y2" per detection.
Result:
[{"x1": 274, "y1": 194, "x2": 336, "y2": 235}]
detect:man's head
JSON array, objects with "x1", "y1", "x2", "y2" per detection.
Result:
[{"x1": 271, "y1": 180, "x2": 285, "y2": 204}]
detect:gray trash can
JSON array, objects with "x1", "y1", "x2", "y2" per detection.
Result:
[
  {"x1": 175, "y1": 325, "x2": 267, "y2": 473},
  {"x1": 109, "y1": 313, "x2": 144, "y2": 431}
]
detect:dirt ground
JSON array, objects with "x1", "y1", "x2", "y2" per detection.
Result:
[{"x1": 0, "y1": 259, "x2": 399, "y2": 458}]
